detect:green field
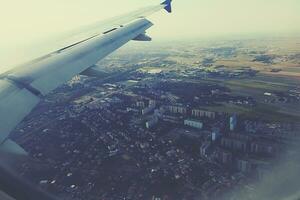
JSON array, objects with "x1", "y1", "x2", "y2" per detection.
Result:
[
  {"x1": 201, "y1": 103, "x2": 300, "y2": 123},
  {"x1": 193, "y1": 74, "x2": 300, "y2": 122}
]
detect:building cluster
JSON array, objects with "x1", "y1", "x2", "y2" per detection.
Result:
[{"x1": 10, "y1": 50, "x2": 299, "y2": 200}]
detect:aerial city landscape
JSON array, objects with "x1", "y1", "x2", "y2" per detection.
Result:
[{"x1": 10, "y1": 37, "x2": 300, "y2": 200}]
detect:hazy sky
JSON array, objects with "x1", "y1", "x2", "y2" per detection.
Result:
[{"x1": 0, "y1": 0, "x2": 299, "y2": 68}]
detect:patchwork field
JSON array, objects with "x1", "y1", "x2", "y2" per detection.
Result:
[{"x1": 195, "y1": 38, "x2": 300, "y2": 122}]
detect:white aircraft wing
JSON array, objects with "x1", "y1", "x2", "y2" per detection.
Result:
[{"x1": 0, "y1": 0, "x2": 172, "y2": 155}]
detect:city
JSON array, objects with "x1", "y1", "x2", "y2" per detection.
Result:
[{"x1": 9, "y1": 38, "x2": 300, "y2": 200}]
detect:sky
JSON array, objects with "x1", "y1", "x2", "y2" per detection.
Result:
[{"x1": 0, "y1": 0, "x2": 299, "y2": 69}]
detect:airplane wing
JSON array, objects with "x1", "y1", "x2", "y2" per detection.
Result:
[{"x1": 0, "y1": 0, "x2": 172, "y2": 155}]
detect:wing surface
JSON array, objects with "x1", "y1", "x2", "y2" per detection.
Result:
[{"x1": 0, "y1": 0, "x2": 172, "y2": 152}]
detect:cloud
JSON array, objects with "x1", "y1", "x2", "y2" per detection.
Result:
[{"x1": 230, "y1": 143, "x2": 300, "y2": 200}]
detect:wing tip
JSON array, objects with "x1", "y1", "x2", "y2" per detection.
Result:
[{"x1": 161, "y1": 0, "x2": 172, "y2": 13}]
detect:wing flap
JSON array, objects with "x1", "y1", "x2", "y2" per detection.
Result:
[
  {"x1": 0, "y1": 139, "x2": 27, "y2": 155},
  {"x1": 0, "y1": 80, "x2": 40, "y2": 143}
]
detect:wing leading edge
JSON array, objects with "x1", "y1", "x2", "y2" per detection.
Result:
[{"x1": 0, "y1": 1, "x2": 172, "y2": 155}]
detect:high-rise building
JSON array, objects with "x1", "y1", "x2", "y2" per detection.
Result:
[
  {"x1": 221, "y1": 136, "x2": 249, "y2": 152},
  {"x1": 142, "y1": 105, "x2": 155, "y2": 115},
  {"x1": 250, "y1": 141, "x2": 277, "y2": 155},
  {"x1": 167, "y1": 105, "x2": 187, "y2": 115},
  {"x1": 217, "y1": 149, "x2": 233, "y2": 164},
  {"x1": 146, "y1": 117, "x2": 159, "y2": 129},
  {"x1": 184, "y1": 119, "x2": 203, "y2": 129},
  {"x1": 200, "y1": 142, "x2": 211, "y2": 157},
  {"x1": 149, "y1": 100, "x2": 156, "y2": 107},
  {"x1": 212, "y1": 131, "x2": 221, "y2": 142},
  {"x1": 136, "y1": 101, "x2": 145, "y2": 108},
  {"x1": 236, "y1": 159, "x2": 252, "y2": 173},
  {"x1": 141, "y1": 100, "x2": 157, "y2": 115},
  {"x1": 230, "y1": 114, "x2": 237, "y2": 131},
  {"x1": 192, "y1": 109, "x2": 216, "y2": 119}
]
